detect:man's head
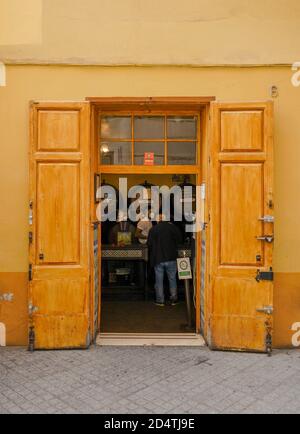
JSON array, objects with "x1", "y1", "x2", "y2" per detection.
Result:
[{"x1": 156, "y1": 212, "x2": 167, "y2": 223}]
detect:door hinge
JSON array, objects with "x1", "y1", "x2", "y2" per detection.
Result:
[
  {"x1": 259, "y1": 215, "x2": 275, "y2": 224},
  {"x1": 257, "y1": 305, "x2": 274, "y2": 315},
  {"x1": 256, "y1": 268, "x2": 274, "y2": 283},
  {"x1": 28, "y1": 303, "x2": 39, "y2": 315},
  {"x1": 29, "y1": 200, "x2": 33, "y2": 226},
  {"x1": 29, "y1": 232, "x2": 33, "y2": 244},
  {"x1": 29, "y1": 264, "x2": 33, "y2": 281},
  {"x1": 256, "y1": 235, "x2": 274, "y2": 244}
]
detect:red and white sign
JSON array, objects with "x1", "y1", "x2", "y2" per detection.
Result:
[{"x1": 144, "y1": 152, "x2": 154, "y2": 166}]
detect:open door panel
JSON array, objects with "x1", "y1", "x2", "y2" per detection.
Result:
[
  {"x1": 29, "y1": 102, "x2": 91, "y2": 350},
  {"x1": 208, "y1": 102, "x2": 274, "y2": 352}
]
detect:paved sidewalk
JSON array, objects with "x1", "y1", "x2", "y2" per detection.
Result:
[{"x1": 0, "y1": 346, "x2": 299, "y2": 414}]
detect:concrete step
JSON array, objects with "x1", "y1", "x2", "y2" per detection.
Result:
[{"x1": 96, "y1": 333, "x2": 206, "y2": 347}]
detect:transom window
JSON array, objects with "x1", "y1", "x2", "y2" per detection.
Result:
[{"x1": 99, "y1": 114, "x2": 199, "y2": 166}]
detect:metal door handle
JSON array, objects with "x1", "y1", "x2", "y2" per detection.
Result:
[
  {"x1": 259, "y1": 215, "x2": 274, "y2": 223},
  {"x1": 256, "y1": 235, "x2": 274, "y2": 243}
]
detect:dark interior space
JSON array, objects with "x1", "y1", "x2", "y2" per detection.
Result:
[
  {"x1": 101, "y1": 301, "x2": 189, "y2": 334},
  {"x1": 99, "y1": 174, "x2": 197, "y2": 334}
]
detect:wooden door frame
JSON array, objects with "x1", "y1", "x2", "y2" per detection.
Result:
[{"x1": 88, "y1": 97, "x2": 215, "y2": 339}]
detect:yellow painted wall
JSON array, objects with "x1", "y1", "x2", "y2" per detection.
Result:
[
  {"x1": 0, "y1": 65, "x2": 299, "y2": 347},
  {"x1": 0, "y1": 0, "x2": 42, "y2": 46},
  {"x1": 1, "y1": 0, "x2": 300, "y2": 66}
]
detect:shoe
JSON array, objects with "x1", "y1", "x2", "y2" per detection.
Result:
[
  {"x1": 155, "y1": 302, "x2": 165, "y2": 307},
  {"x1": 170, "y1": 299, "x2": 179, "y2": 306}
]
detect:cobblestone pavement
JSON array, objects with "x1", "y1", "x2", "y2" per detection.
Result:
[{"x1": 0, "y1": 346, "x2": 300, "y2": 414}]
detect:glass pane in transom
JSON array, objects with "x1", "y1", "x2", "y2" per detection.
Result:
[
  {"x1": 101, "y1": 116, "x2": 132, "y2": 139},
  {"x1": 134, "y1": 142, "x2": 165, "y2": 166},
  {"x1": 168, "y1": 142, "x2": 197, "y2": 165},
  {"x1": 100, "y1": 142, "x2": 132, "y2": 165},
  {"x1": 134, "y1": 116, "x2": 164, "y2": 140},
  {"x1": 167, "y1": 116, "x2": 197, "y2": 139}
]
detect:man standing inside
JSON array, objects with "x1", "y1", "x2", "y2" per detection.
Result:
[{"x1": 148, "y1": 215, "x2": 182, "y2": 307}]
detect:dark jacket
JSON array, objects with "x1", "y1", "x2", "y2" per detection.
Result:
[{"x1": 148, "y1": 222, "x2": 182, "y2": 267}]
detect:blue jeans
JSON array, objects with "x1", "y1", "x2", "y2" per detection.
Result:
[{"x1": 154, "y1": 261, "x2": 178, "y2": 304}]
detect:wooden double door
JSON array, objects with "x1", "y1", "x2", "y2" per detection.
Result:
[{"x1": 29, "y1": 100, "x2": 274, "y2": 352}]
